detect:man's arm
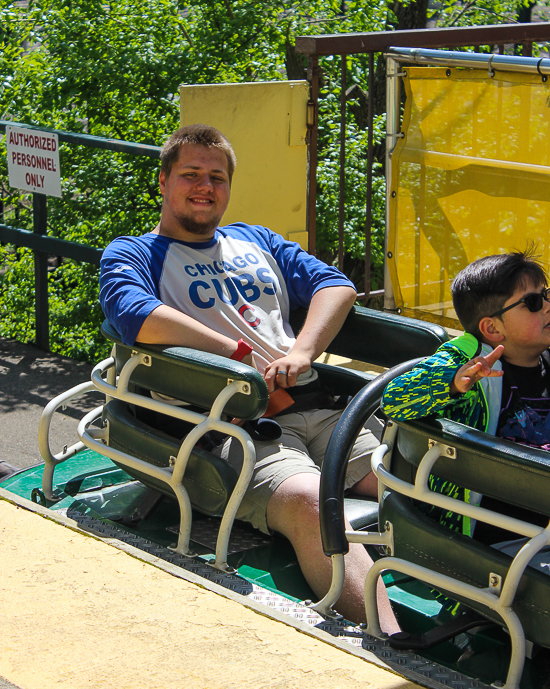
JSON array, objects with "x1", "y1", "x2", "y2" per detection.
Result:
[
  {"x1": 136, "y1": 304, "x2": 246, "y2": 361},
  {"x1": 264, "y1": 285, "x2": 356, "y2": 391}
]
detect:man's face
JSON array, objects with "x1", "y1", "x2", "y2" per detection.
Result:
[{"x1": 158, "y1": 143, "x2": 230, "y2": 241}]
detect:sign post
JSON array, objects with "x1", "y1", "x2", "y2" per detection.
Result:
[{"x1": 5, "y1": 125, "x2": 62, "y2": 351}]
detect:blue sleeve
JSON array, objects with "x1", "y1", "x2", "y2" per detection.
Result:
[
  {"x1": 99, "y1": 236, "x2": 165, "y2": 345},
  {"x1": 225, "y1": 224, "x2": 355, "y2": 310},
  {"x1": 381, "y1": 343, "x2": 471, "y2": 420}
]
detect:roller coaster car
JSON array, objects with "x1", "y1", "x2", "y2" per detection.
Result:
[
  {"x1": 319, "y1": 359, "x2": 550, "y2": 689},
  {"x1": 37, "y1": 305, "x2": 446, "y2": 571},
  {"x1": 9, "y1": 303, "x2": 550, "y2": 687}
]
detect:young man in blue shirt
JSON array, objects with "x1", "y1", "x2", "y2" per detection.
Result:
[{"x1": 100, "y1": 124, "x2": 398, "y2": 630}]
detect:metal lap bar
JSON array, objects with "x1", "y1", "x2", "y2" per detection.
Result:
[
  {"x1": 309, "y1": 525, "x2": 395, "y2": 617},
  {"x1": 309, "y1": 553, "x2": 346, "y2": 617},
  {"x1": 312, "y1": 423, "x2": 398, "y2": 616},
  {"x1": 371, "y1": 439, "x2": 544, "y2": 540},
  {"x1": 92, "y1": 355, "x2": 217, "y2": 428},
  {"x1": 39, "y1": 378, "x2": 100, "y2": 500},
  {"x1": 500, "y1": 528, "x2": 550, "y2": 608},
  {"x1": 82, "y1": 354, "x2": 257, "y2": 571},
  {"x1": 363, "y1": 556, "x2": 527, "y2": 689}
]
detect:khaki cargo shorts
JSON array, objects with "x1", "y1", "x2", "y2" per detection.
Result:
[{"x1": 215, "y1": 407, "x2": 381, "y2": 534}]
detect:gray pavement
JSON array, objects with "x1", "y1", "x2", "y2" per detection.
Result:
[{"x1": 0, "y1": 337, "x2": 103, "y2": 471}]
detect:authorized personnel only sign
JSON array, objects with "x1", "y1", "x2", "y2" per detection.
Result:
[{"x1": 6, "y1": 125, "x2": 62, "y2": 197}]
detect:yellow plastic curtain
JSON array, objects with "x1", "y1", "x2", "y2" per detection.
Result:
[{"x1": 388, "y1": 66, "x2": 550, "y2": 329}]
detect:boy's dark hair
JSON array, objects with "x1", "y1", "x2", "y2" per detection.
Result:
[
  {"x1": 451, "y1": 247, "x2": 548, "y2": 339},
  {"x1": 160, "y1": 124, "x2": 237, "y2": 183}
]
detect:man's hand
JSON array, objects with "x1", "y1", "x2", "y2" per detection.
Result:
[
  {"x1": 264, "y1": 351, "x2": 312, "y2": 392},
  {"x1": 450, "y1": 345, "x2": 504, "y2": 396},
  {"x1": 263, "y1": 285, "x2": 356, "y2": 393}
]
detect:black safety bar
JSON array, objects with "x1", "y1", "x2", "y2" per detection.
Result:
[{"x1": 319, "y1": 357, "x2": 422, "y2": 556}]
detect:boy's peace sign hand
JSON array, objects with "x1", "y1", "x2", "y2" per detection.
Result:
[{"x1": 450, "y1": 345, "x2": 505, "y2": 396}]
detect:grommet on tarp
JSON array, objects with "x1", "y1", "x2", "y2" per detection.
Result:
[
  {"x1": 537, "y1": 58, "x2": 548, "y2": 82},
  {"x1": 487, "y1": 54, "x2": 495, "y2": 78}
]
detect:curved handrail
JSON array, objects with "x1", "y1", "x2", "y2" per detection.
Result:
[{"x1": 319, "y1": 357, "x2": 423, "y2": 557}]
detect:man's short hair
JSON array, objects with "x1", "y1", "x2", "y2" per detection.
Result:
[
  {"x1": 451, "y1": 247, "x2": 548, "y2": 339},
  {"x1": 160, "y1": 124, "x2": 237, "y2": 183}
]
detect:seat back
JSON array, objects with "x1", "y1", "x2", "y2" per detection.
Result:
[{"x1": 291, "y1": 304, "x2": 449, "y2": 369}]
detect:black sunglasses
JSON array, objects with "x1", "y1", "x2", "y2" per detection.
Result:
[{"x1": 491, "y1": 287, "x2": 550, "y2": 318}]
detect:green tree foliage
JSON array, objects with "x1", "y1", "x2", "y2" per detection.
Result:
[{"x1": 0, "y1": 0, "x2": 542, "y2": 359}]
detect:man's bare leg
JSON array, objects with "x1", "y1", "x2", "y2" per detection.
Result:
[
  {"x1": 351, "y1": 469, "x2": 379, "y2": 498},
  {"x1": 266, "y1": 473, "x2": 399, "y2": 633}
]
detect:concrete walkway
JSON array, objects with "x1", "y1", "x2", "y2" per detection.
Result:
[
  {"x1": 0, "y1": 490, "x2": 420, "y2": 689},
  {"x1": 0, "y1": 338, "x2": 103, "y2": 473}
]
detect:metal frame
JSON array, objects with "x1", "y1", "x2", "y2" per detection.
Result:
[
  {"x1": 383, "y1": 45, "x2": 550, "y2": 316},
  {"x1": 38, "y1": 350, "x2": 258, "y2": 573},
  {"x1": 295, "y1": 22, "x2": 550, "y2": 304},
  {"x1": 317, "y1": 420, "x2": 550, "y2": 689},
  {"x1": 384, "y1": 55, "x2": 401, "y2": 312},
  {"x1": 387, "y1": 46, "x2": 550, "y2": 73}
]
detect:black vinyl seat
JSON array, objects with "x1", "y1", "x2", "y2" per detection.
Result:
[
  {"x1": 99, "y1": 317, "x2": 385, "y2": 533},
  {"x1": 98, "y1": 307, "x2": 448, "y2": 536}
]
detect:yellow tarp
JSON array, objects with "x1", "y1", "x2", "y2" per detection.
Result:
[{"x1": 388, "y1": 66, "x2": 550, "y2": 329}]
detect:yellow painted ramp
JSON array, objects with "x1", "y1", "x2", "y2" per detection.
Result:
[{"x1": 0, "y1": 492, "x2": 420, "y2": 689}]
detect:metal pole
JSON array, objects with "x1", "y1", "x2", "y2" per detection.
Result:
[
  {"x1": 33, "y1": 193, "x2": 49, "y2": 351},
  {"x1": 307, "y1": 56, "x2": 320, "y2": 255},
  {"x1": 384, "y1": 56, "x2": 399, "y2": 312},
  {"x1": 388, "y1": 46, "x2": 550, "y2": 74},
  {"x1": 338, "y1": 55, "x2": 346, "y2": 271},
  {"x1": 364, "y1": 51, "x2": 374, "y2": 299}
]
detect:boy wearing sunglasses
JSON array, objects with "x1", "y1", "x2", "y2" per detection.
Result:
[{"x1": 382, "y1": 249, "x2": 550, "y2": 535}]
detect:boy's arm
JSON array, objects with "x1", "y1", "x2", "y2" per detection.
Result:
[
  {"x1": 450, "y1": 345, "x2": 504, "y2": 395},
  {"x1": 382, "y1": 345, "x2": 468, "y2": 421}
]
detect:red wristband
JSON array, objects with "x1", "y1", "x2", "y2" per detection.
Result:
[{"x1": 230, "y1": 339, "x2": 253, "y2": 362}]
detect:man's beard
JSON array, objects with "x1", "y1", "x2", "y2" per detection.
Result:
[{"x1": 174, "y1": 211, "x2": 220, "y2": 236}]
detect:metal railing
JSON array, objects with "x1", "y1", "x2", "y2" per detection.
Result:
[
  {"x1": 296, "y1": 21, "x2": 550, "y2": 303},
  {"x1": 0, "y1": 120, "x2": 160, "y2": 350}
]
